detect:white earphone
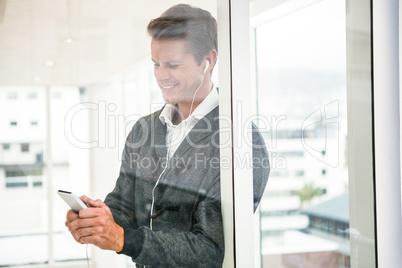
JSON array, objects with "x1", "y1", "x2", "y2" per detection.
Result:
[
  {"x1": 203, "y1": 60, "x2": 210, "y2": 75},
  {"x1": 151, "y1": 59, "x2": 210, "y2": 230}
]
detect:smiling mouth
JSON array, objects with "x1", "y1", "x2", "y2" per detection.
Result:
[{"x1": 160, "y1": 84, "x2": 178, "y2": 90}]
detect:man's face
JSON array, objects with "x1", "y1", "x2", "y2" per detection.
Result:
[{"x1": 151, "y1": 38, "x2": 204, "y2": 107}]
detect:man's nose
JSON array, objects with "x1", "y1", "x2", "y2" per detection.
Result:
[{"x1": 155, "y1": 67, "x2": 171, "y2": 81}]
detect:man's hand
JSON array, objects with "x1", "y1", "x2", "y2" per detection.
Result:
[{"x1": 65, "y1": 195, "x2": 124, "y2": 252}]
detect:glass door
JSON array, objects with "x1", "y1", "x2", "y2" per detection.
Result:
[
  {"x1": 243, "y1": 0, "x2": 381, "y2": 267},
  {"x1": 252, "y1": 1, "x2": 350, "y2": 267}
]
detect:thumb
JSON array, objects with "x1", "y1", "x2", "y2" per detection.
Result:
[
  {"x1": 79, "y1": 195, "x2": 93, "y2": 207},
  {"x1": 88, "y1": 198, "x2": 104, "y2": 208}
]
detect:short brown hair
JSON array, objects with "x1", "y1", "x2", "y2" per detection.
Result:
[{"x1": 147, "y1": 4, "x2": 217, "y2": 65}]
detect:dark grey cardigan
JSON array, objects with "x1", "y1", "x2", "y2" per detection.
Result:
[{"x1": 105, "y1": 106, "x2": 270, "y2": 267}]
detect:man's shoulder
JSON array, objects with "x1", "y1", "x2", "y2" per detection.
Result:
[
  {"x1": 133, "y1": 106, "x2": 164, "y2": 125},
  {"x1": 127, "y1": 107, "x2": 165, "y2": 136},
  {"x1": 203, "y1": 105, "x2": 219, "y2": 121}
]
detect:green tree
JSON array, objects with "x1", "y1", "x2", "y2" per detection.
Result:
[{"x1": 298, "y1": 182, "x2": 324, "y2": 209}]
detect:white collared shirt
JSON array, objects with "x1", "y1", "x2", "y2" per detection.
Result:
[{"x1": 159, "y1": 88, "x2": 219, "y2": 158}]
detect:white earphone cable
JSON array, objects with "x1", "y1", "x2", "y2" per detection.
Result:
[
  {"x1": 188, "y1": 60, "x2": 209, "y2": 123},
  {"x1": 150, "y1": 60, "x2": 209, "y2": 230}
]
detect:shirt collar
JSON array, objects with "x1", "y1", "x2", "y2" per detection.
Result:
[{"x1": 159, "y1": 87, "x2": 219, "y2": 126}]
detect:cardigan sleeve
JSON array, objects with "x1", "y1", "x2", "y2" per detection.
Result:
[
  {"x1": 121, "y1": 176, "x2": 224, "y2": 267},
  {"x1": 252, "y1": 123, "x2": 270, "y2": 211}
]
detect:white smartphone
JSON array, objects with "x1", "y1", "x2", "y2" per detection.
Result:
[{"x1": 57, "y1": 190, "x2": 88, "y2": 213}]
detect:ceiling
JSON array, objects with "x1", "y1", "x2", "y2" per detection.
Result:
[{"x1": 0, "y1": 0, "x2": 216, "y2": 87}]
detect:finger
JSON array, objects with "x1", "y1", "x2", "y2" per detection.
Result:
[
  {"x1": 75, "y1": 226, "x2": 108, "y2": 245},
  {"x1": 88, "y1": 198, "x2": 104, "y2": 208},
  {"x1": 80, "y1": 195, "x2": 93, "y2": 206},
  {"x1": 66, "y1": 209, "x2": 79, "y2": 222},
  {"x1": 72, "y1": 217, "x2": 102, "y2": 230},
  {"x1": 78, "y1": 206, "x2": 107, "y2": 219},
  {"x1": 79, "y1": 234, "x2": 103, "y2": 247},
  {"x1": 69, "y1": 223, "x2": 97, "y2": 243},
  {"x1": 74, "y1": 229, "x2": 92, "y2": 244}
]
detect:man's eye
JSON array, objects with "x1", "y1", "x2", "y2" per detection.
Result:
[
  {"x1": 168, "y1": 64, "x2": 178, "y2": 68},
  {"x1": 154, "y1": 63, "x2": 160, "y2": 68}
]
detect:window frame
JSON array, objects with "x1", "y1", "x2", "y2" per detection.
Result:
[
  {"x1": 218, "y1": 0, "x2": 256, "y2": 266},
  {"x1": 218, "y1": 0, "x2": 402, "y2": 267},
  {"x1": 371, "y1": 0, "x2": 402, "y2": 266}
]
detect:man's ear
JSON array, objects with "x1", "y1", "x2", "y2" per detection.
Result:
[{"x1": 206, "y1": 50, "x2": 218, "y2": 68}]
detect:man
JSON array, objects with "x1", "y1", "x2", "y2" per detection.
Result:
[{"x1": 65, "y1": 4, "x2": 269, "y2": 267}]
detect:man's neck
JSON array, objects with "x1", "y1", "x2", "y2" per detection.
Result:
[{"x1": 174, "y1": 83, "x2": 213, "y2": 125}]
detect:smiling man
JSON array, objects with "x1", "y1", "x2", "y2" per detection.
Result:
[
  {"x1": 65, "y1": 4, "x2": 269, "y2": 268},
  {"x1": 151, "y1": 38, "x2": 216, "y2": 120}
]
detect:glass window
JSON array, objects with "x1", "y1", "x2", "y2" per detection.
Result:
[
  {"x1": 251, "y1": 0, "x2": 351, "y2": 267},
  {"x1": 5, "y1": 177, "x2": 28, "y2": 188},
  {"x1": 7, "y1": 92, "x2": 17, "y2": 99},
  {"x1": 0, "y1": 1, "x2": 219, "y2": 267},
  {"x1": 20, "y1": 143, "x2": 30, "y2": 153},
  {"x1": 27, "y1": 92, "x2": 37, "y2": 99},
  {"x1": 51, "y1": 87, "x2": 90, "y2": 263},
  {"x1": 4, "y1": 165, "x2": 43, "y2": 188},
  {"x1": 52, "y1": 91, "x2": 62, "y2": 99},
  {"x1": 0, "y1": 87, "x2": 48, "y2": 265}
]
